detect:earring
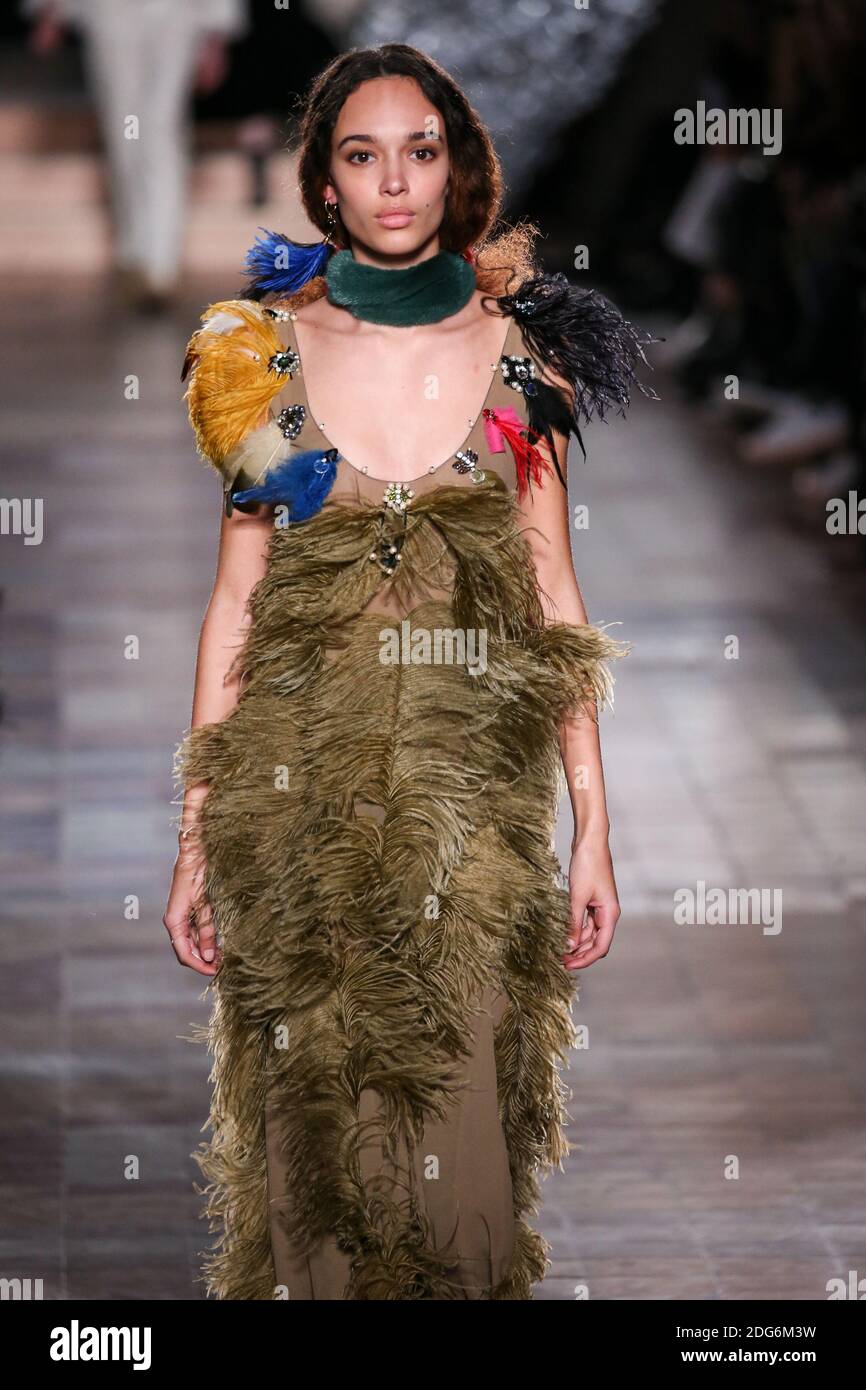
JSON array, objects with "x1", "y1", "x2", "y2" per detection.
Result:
[{"x1": 324, "y1": 198, "x2": 338, "y2": 242}]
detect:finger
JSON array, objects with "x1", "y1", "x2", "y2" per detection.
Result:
[
  {"x1": 566, "y1": 907, "x2": 618, "y2": 969},
  {"x1": 563, "y1": 915, "x2": 597, "y2": 966},
  {"x1": 163, "y1": 900, "x2": 192, "y2": 944},
  {"x1": 187, "y1": 863, "x2": 221, "y2": 969},
  {"x1": 164, "y1": 883, "x2": 219, "y2": 975},
  {"x1": 169, "y1": 928, "x2": 219, "y2": 977},
  {"x1": 563, "y1": 926, "x2": 596, "y2": 966},
  {"x1": 191, "y1": 891, "x2": 217, "y2": 964},
  {"x1": 565, "y1": 946, "x2": 599, "y2": 970},
  {"x1": 186, "y1": 860, "x2": 218, "y2": 963},
  {"x1": 587, "y1": 903, "x2": 619, "y2": 951},
  {"x1": 565, "y1": 895, "x2": 595, "y2": 953},
  {"x1": 569, "y1": 920, "x2": 598, "y2": 952}
]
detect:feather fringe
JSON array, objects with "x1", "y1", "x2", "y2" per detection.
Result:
[
  {"x1": 182, "y1": 299, "x2": 286, "y2": 469},
  {"x1": 525, "y1": 381, "x2": 573, "y2": 489},
  {"x1": 497, "y1": 273, "x2": 660, "y2": 459},
  {"x1": 173, "y1": 473, "x2": 628, "y2": 1300},
  {"x1": 219, "y1": 419, "x2": 288, "y2": 494},
  {"x1": 241, "y1": 227, "x2": 335, "y2": 301},
  {"x1": 483, "y1": 405, "x2": 555, "y2": 502},
  {"x1": 231, "y1": 447, "x2": 339, "y2": 519}
]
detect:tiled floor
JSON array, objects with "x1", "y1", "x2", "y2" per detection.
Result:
[{"x1": 1, "y1": 274, "x2": 864, "y2": 1300}]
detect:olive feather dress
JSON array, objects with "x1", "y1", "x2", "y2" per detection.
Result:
[{"x1": 174, "y1": 244, "x2": 650, "y2": 1300}]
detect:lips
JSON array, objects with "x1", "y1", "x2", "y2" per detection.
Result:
[{"x1": 376, "y1": 210, "x2": 414, "y2": 223}]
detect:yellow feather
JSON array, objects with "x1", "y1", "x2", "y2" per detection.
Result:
[
  {"x1": 221, "y1": 420, "x2": 287, "y2": 492},
  {"x1": 183, "y1": 299, "x2": 287, "y2": 468}
]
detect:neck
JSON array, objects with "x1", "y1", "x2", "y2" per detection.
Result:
[
  {"x1": 324, "y1": 244, "x2": 477, "y2": 327},
  {"x1": 346, "y1": 233, "x2": 442, "y2": 272}
]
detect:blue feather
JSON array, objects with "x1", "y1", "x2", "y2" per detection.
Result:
[
  {"x1": 231, "y1": 448, "x2": 340, "y2": 521},
  {"x1": 242, "y1": 228, "x2": 333, "y2": 299}
]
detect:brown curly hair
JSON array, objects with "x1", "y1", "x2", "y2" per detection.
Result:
[{"x1": 287, "y1": 43, "x2": 541, "y2": 307}]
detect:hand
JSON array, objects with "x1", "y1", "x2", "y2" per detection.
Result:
[
  {"x1": 562, "y1": 832, "x2": 620, "y2": 970},
  {"x1": 30, "y1": 8, "x2": 65, "y2": 55},
  {"x1": 163, "y1": 829, "x2": 221, "y2": 976},
  {"x1": 193, "y1": 33, "x2": 230, "y2": 95}
]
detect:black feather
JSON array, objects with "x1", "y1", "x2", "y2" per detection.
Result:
[
  {"x1": 525, "y1": 381, "x2": 574, "y2": 489},
  {"x1": 498, "y1": 273, "x2": 660, "y2": 461}
]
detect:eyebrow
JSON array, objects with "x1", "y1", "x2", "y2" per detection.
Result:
[{"x1": 336, "y1": 130, "x2": 443, "y2": 150}]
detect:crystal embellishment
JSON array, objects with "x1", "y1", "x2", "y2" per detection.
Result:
[
  {"x1": 315, "y1": 448, "x2": 341, "y2": 475},
  {"x1": 268, "y1": 348, "x2": 300, "y2": 376},
  {"x1": 452, "y1": 448, "x2": 486, "y2": 484},
  {"x1": 383, "y1": 482, "x2": 415, "y2": 514},
  {"x1": 500, "y1": 353, "x2": 538, "y2": 396},
  {"x1": 369, "y1": 534, "x2": 404, "y2": 574},
  {"x1": 277, "y1": 404, "x2": 306, "y2": 439}
]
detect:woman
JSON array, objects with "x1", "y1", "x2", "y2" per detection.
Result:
[{"x1": 166, "y1": 43, "x2": 654, "y2": 1301}]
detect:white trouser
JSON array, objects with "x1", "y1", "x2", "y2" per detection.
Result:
[{"x1": 78, "y1": 0, "x2": 205, "y2": 287}]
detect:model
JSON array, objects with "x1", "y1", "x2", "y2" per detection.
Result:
[{"x1": 165, "y1": 43, "x2": 655, "y2": 1301}]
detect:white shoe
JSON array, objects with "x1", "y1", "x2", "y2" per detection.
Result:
[
  {"x1": 738, "y1": 398, "x2": 849, "y2": 467},
  {"x1": 651, "y1": 312, "x2": 714, "y2": 370},
  {"x1": 729, "y1": 380, "x2": 800, "y2": 420},
  {"x1": 697, "y1": 381, "x2": 794, "y2": 428}
]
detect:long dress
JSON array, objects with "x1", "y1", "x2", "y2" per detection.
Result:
[{"x1": 174, "y1": 246, "x2": 651, "y2": 1300}]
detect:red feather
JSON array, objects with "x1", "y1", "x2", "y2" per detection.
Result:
[{"x1": 482, "y1": 407, "x2": 555, "y2": 501}]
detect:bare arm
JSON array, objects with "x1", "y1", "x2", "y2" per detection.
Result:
[
  {"x1": 515, "y1": 419, "x2": 622, "y2": 970},
  {"x1": 181, "y1": 501, "x2": 273, "y2": 822},
  {"x1": 516, "y1": 425, "x2": 613, "y2": 842},
  {"x1": 165, "y1": 500, "x2": 272, "y2": 975},
  {"x1": 167, "y1": 294, "x2": 289, "y2": 972}
]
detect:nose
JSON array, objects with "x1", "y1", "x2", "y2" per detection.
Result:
[{"x1": 380, "y1": 157, "x2": 409, "y2": 196}]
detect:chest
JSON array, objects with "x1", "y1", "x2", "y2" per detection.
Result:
[{"x1": 282, "y1": 312, "x2": 517, "y2": 480}]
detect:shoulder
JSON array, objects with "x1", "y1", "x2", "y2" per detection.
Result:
[
  {"x1": 493, "y1": 269, "x2": 659, "y2": 458},
  {"x1": 181, "y1": 229, "x2": 339, "y2": 516},
  {"x1": 181, "y1": 296, "x2": 296, "y2": 518},
  {"x1": 182, "y1": 297, "x2": 287, "y2": 465},
  {"x1": 182, "y1": 297, "x2": 277, "y2": 379}
]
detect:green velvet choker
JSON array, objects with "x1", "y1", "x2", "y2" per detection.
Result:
[{"x1": 324, "y1": 248, "x2": 477, "y2": 326}]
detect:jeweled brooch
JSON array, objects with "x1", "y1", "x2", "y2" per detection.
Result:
[
  {"x1": 277, "y1": 404, "x2": 306, "y2": 439},
  {"x1": 382, "y1": 481, "x2": 415, "y2": 514},
  {"x1": 500, "y1": 354, "x2": 538, "y2": 397},
  {"x1": 268, "y1": 348, "x2": 301, "y2": 376},
  {"x1": 369, "y1": 533, "x2": 405, "y2": 574},
  {"x1": 452, "y1": 448, "x2": 486, "y2": 484}
]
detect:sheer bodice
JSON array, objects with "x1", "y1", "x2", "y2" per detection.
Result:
[
  {"x1": 271, "y1": 307, "x2": 522, "y2": 501},
  {"x1": 235, "y1": 305, "x2": 533, "y2": 627}
]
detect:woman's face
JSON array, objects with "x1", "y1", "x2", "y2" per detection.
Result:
[{"x1": 324, "y1": 76, "x2": 451, "y2": 265}]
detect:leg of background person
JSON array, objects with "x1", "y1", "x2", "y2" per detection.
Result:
[
  {"x1": 133, "y1": 3, "x2": 202, "y2": 296},
  {"x1": 77, "y1": 3, "x2": 146, "y2": 276}
]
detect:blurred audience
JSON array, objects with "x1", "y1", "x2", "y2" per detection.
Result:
[
  {"x1": 11, "y1": 0, "x2": 864, "y2": 559},
  {"x1": 652, "y1": 0, "x2": 866, "y2": 538},
  {"x1": 23, "y1": 0, "x2": 248, "y2": 311}
]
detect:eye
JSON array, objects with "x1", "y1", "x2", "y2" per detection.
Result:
[
  {"x1": 347, "y1": 150, "x2": 373, "y2": 164},
  {"x1": 411, "y1": 147, "x2": 437, "y2": 161}
]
